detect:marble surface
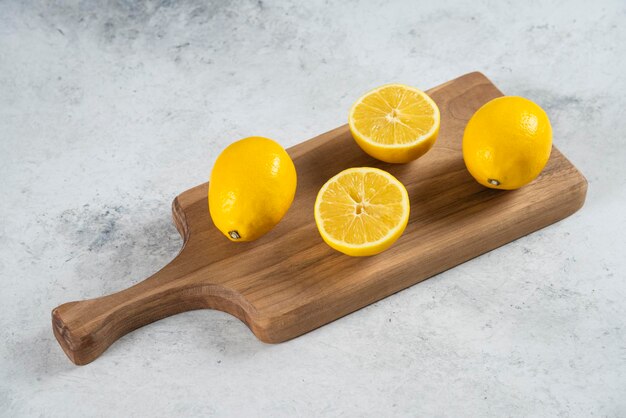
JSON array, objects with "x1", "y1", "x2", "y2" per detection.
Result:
[{"x1": 1, "y1": 1, "x2": 625, "y2": 416}]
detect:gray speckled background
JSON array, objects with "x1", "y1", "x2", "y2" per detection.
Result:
[{"x1": 1, "y1": 1, "x2": 625, "y2": 417}]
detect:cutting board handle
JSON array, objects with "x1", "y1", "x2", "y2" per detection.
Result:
[
  {"x1": 51, "y1": 197, "x2": 196, "y2": 365},
  {"x1": 51, "y1": 266, "x2": 186, "y2": 365},
  {"x1": 51, "y1": 260, "x2": 256, "y2": 365},
  {"x1": 51, "y1": 197, "x2": 257, "y2": 365}
]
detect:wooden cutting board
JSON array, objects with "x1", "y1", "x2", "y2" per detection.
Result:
[{"x1": 52, "y1": 72, "x2": 587, "y2": 365}]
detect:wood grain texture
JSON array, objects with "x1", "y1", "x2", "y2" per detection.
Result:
[{"x1": 52, "y1": 72, "x2": 587, "y2": 365}]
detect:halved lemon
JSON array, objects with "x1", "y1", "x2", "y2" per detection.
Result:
[
  {"x1": 314, "y1": 167, "x2": 410, "y2": 256},
  {"x1": 349, "y1": 84, "x2": 440, "y2": 163}
]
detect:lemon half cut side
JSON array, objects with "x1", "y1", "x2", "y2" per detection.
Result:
[
  {"x1": 349, "y1": 84, "x2": 440, "y2": 163},
  {"x1": 314, "y1": 167, "x2": 410, "y2": 256}
]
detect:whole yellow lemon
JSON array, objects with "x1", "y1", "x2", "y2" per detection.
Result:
[
  {"x1": 209, "y1": 136, "x2": 297, "y2": 242},
  {"x1": 463, "y1": 96, "x2": 552, "y2": 190}
]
